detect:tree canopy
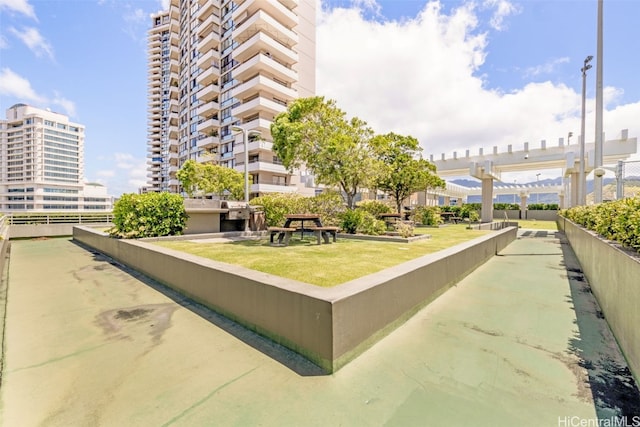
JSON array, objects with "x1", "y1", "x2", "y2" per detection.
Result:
[
  {"x1": 271, "y1": 96, "x2": 376, "y2": 208},
  {"x1": 177, "y1": 159, "x2": 245, "y2": 200},
  {"x1": 370, "y1": 132, "x2": 445, "y2": 213},
  {"x1": 271, "y1": 96, "x2": 445, "y2": 211}
]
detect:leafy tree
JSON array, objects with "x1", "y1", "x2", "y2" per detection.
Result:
[
  {"x1": 176, "y1": 159, "x2": 201, "y2": 197},
  {"x1": 369, "y1": 132, "x2": 445, "y2": 213},
  {"x1": 177, "y1": 160, "x2": 245, "y2": 200},
  {"x1": 271, "y1": 96, "x2": 376, "y2": 208}
]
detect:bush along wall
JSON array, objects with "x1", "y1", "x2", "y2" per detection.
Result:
[
  {"x1": 110, "y1": 192, "x2": 188, "y2": 238},
  {"x1": 560, "y1": 197, "x2": 640, "y2": 252}
]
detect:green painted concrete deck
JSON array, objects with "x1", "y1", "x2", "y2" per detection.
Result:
[{"x1": 1, "y1": 231, "x2": 638, "y2": 426}]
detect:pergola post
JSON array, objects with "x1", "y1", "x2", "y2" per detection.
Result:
[{"x1": 481, "y1": 178, "x2": 493, "y2": 223}]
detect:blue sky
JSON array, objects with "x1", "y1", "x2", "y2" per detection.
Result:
[{"x1": 1, "y1": 0, "x2": 639, "y2": 196}]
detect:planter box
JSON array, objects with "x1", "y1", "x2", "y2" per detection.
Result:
[
  {"x1": 73, "y1": 226, "x2": 517, "y2": 373},
  {"x1": 558, "y1": 217, "x2": 640, "y2": 383}
]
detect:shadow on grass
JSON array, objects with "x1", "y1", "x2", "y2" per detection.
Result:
[
  {"x1": 72, "y1": 239, "x2": 327, "y2": 377},
  {"x1": 558, "y1": 232, "x2": 640, "y2": 418}
]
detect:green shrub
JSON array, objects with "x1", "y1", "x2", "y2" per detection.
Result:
[
  {"x1": 467, "y1": 210, "x2": 480, "y2": 223},
  {"x1": 460, "y1": 204, "x2": 481, "y2": 219},
  {"x1": 358, "y1": 211, "x2": 387, "y2": 235},
  {"x1": 394, "y1": 221, "x2": 415, "y2": 238},
  {"x1": 494, "y1": 203, "x2": 519, "y2": 210},
  {"x1": 110, "y1": 192, "x2": 187, "y2": 238},
  {"x1": 356, "y1": 200, "x2": 392, "y2": 217},
  {"x1": 412, "y1": 205, "x2": 442, "y2": 226},
  {"x1": 528, "y1": 203, "x2": 559, "y2": 210},
  {"x1": 251, "y1": 192, "x2": 346, "y2": 227},
  {"x1": 307, "y1": 191, "x2": 346, "y2": 227},
  {"x1": 340, "y1": 209, "x2": 364, "y2": 234},
  {"x1": 249, "y1": 193, "x2": 308, "y2": 227},
  {"x1": 561, "y1": 197, "x2": 640, "y2": 251}
]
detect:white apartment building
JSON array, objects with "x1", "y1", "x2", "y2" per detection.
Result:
[
  {"x1": 146, "y1": 0, "x2": 316, "y2": 197},
  {"x1": 0, "y1": 104, "x2": 112, "y2": 212}
]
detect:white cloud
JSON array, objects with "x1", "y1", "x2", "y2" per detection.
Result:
[
  {"x1": 0, "y1": 67, "x2": 46, "y2": 103},
  {"x1": 52, "y1": 92, "x2": 76, "y2": 117},
  {"x1": 87, "y1": 153, "x2": 148, "y2": 196},
  {"x1": 523, "y1": 57, "x2": 570, "y2": 78},
  {"x1": 482, "y1": 0, "x2": 520, "y2": 31},
  {"x1": 0, "y1": 35, "x2": 8, "y2": 49},
  {"x1": 0, "y1": 68, "x2": 79, "y2": 118},
  {"x1": 316, "y1": 0, "x2": 640, "y2": 169},
  {"x1": 97, "y1": 170, "x2": 116, "y2": 178},
  {"x1": 9, "y1": 26, "x2": 53, "y2": 59},
  {"x1": 0, "y1": 0, "x2": 37, "y2": 20}
]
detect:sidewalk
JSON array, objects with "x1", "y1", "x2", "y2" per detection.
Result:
[{"x1": 0, "y1": 231, "x2": 638, "y2": 426}]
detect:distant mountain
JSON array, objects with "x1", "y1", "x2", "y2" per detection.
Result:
[{"x1": 449, "y1": 176, "x2": 638, "y2": 204}]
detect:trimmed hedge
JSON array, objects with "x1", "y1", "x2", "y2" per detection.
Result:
[
  {"x1": 250, "y1": 191, "x2": 345, "y2": 228},
  {"x1": 560, "y1": 197, "x2": 640, "y2": 252},
  {"x1": 110, "y1": 192, "x2": 188, "y2": 238}
]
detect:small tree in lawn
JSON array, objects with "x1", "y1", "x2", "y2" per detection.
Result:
[
  {"x1": 370, "y1": 132, "x2": 445, "y2": 214},
  {"x1": 271, "y1": 96, "x2": 376, "y2": 209}
]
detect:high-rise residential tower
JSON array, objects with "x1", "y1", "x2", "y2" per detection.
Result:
[
  {"x1": 146, "y1": 0, "x2": 316, "y2": 197},
  {"x1": 0, "y1": 104, "x2": 112, "y2": 211}
]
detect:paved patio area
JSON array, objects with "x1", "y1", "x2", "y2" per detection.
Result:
[{"x1": 0, "y1": 230, "x2": 638, "y2": 426}]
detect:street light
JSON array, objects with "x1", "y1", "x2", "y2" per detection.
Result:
[
  {"x1": 579, "y1": 55, "x2": 593, "y2": 205},
  {"x1": 594, "y1": 0, "x2": 604, "y2": 203},
  {"x1": 230, "y1": 126, "x2": 261, "y2": 204}
]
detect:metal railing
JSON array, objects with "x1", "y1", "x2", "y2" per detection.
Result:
[{"x1": 5, "y1": 212, "x2": 114, "y2": 225}]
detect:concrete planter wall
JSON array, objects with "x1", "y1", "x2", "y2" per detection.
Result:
[
  {"x1": 492, "y1": 209, "x2": 521, "y2": 220},
  {"x1": 558, "y1": 217, "x2": 640, "y2": 382},
  {"x1": 74, "y1": 226, "x2": 517, "y2": 373},
  {"x1": 8, "y1": 223, "x2": 113, "y2": 239},
  {"x1": 526, "y1": 210, "x2": 558, "y2": 221}
]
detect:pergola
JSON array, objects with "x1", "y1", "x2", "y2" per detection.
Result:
[{"x1": 428, "y1": 130, "x2": 637, "y2": 222}]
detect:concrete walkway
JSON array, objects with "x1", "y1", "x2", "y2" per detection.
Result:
[{"x1": 1, "y1": 231, "x2": 638, "y2": 426}]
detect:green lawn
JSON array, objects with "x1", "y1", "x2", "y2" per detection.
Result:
[
  {"x1": 516, "y1": 219, "x2": 558, "y2": 230},
  {"x1": 153, "y1": 224, "x2": 489, "y2": 287}
]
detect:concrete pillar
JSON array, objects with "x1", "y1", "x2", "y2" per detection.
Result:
[
  {"x1": 457, "y1": 198, "x2": 464, "y2": 207},
  {"x1": 570, "y1": 173, "x2": 579, "y2": 207},
  {"x1": 481, "y1": 178, "x2": 493, "y2": 223},
  {"x1": 444, "y1": 196, "x2": 450, "y2": 206},
  {"x1": 520, "y1": 194, "x2": 527, "y2": 220},
  {"x1": 559, "y1": 194, "x2": 565, "y2": 209}
]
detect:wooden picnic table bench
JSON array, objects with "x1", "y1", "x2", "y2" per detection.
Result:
[
  {"x1": 268, "y1": 226, "x2": 297, "y2": 246},
  {"x1": 305, "y1": 226, "x2": 339, "y2": 244}
]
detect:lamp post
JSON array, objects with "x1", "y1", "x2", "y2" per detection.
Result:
[
  {"x1": 230, "y1": 126, "x2": 261, "y2": 204},
  {"x1": 594, "y1": 0, "x2": 604, "y2": 203},
  {"x1": 579, "y1": 55, "x2": 593, "y2": 205}
]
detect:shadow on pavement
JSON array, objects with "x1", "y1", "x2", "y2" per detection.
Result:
[{"x1": 72, "y1": 240, "x2": 327, "y2": 377}]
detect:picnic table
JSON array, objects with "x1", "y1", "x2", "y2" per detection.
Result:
[
  {"x1": 268, "y1": 214, "x2": 338, "y2": 246},
  {"x1": 378, "y1": 213, "x2": 401, "y2": 230},
  {"x1": 440, "y1": 212, "x2": 463, "y2": 224}
]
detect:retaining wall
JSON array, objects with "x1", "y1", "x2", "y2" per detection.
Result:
[
  {"x1": 74, "y1": 226, "x2": 517, "y2": 372},
  {"x1": 8, "y1": 223, "x2": 113, "y2": 239},
  {"x1": 558, "y1": 217, "x2": 640, "y2": 382}
]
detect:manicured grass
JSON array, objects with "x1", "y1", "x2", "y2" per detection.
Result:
[
  {"x1": 153, "y1": 224, "x2": 489, "y2": 287},
  {"x1": 516, "y1": 219, "x2": 558, "y2": 230}
]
